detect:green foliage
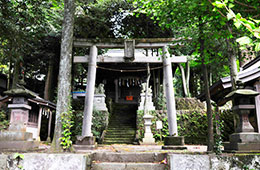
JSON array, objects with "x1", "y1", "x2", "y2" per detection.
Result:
[
  {"x1": 74, "y1": 0, "x2": 173, "y2": 39},
  {"x1": 154, "y1": 85, "x2": 166, "y2": 110},
  {"x1": 59, "y1": 105, "x2": 74, "y2": 151},
  {"x1": 214, "y1": 114, "x2": 224, "y2": 154},
  {"x1": 0, "y1": 110, "x2": 9, "y2": 131},
  {"x1": 137, "y1": 108, "x2": 235, "y2": 145},
  {"x1": 13, "y1": 153, "x2": 24, "y2": 160},
  {"x1": 71, "y1": 99, "x2": 109, "y2": 143},
  {"x1": 92, "y1": 109, "x2": 109, "y2": 139},
  {"x1": 177, "y1": 111, "x2": 208, "y2": 144},
  {"x1": 219, "y1": 109, "x2": 234, "y2": 141},
  {"x1": 137, "y1": 110, "x2": 208, "y2": 144},
  {"x1": 13, "y1": 153, "x2": 24, "y2": 170},
  {"x1": 213, "y1": 0, "x2": 260, "y2": 51}
]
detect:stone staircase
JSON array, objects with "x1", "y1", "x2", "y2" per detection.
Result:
[
  {"x1": 103, "y1": 104, "x2": 137, "y2": 144},
  {"x1": 91, "y1": 152, "x2": 167, "y2": 170}
]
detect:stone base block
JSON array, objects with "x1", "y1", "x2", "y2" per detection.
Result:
[
  {"x1": 92, "y1": 162, "x2": 166, "y2": 170},
  {"x1": 162, "y1": 145, "x2": 187, "y2": 150},
  {"x1": 73, "y1": 144, "x2": 96, "y2": 151},
  {"x1": 76, "y1": 136, "x2": 96, "y2": 145},
  {"x1": 141, "y1": 138, "x2": 155, "y2": 145},
  {"x1": 230, "y1": 132, "x2": 260, "y2": 143},
  {"x1": 0, "y1": 141, "x2": 39, "y2": 151},
  {"x1": 0, "y1": 131, "x2": 33, "y2": 141},
  {"x1": 224, "y1": 142, "x2": 260, "y2": 151},
  {"x1": 164, "y1": 136, "x2": 185, "y2": 146}
]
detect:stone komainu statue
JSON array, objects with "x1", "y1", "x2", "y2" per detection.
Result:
[
  {"x1": 141, "y1": 83, "x2": 152, "y2": 94},
  {"x1": 95, "y1": 83, "x2": 105, "y2": 94}
]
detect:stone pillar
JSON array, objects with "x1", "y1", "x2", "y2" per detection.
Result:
[
  {"x1": 47, "y1": 111, "x2": 52, "y2": 142},
  {"x1": 115, "y1": 79, "x2": 119, "y2": 103},
  {"x1": 254, "y1": 80, "x2": 260, "y2": 132},
  {"x1": 37, "y1": 107, "x2": 43, "y2": 141},
  {"x1": 162, "y1": 46, "x2": 186, "y2": 149},
  {"x1": 82, "y1": 45, "x2": 97, "y2": 137},
  {"x1": 162, "y1": 46, "x2": 178, "y2": 136}
]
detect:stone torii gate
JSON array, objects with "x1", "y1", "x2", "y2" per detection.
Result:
[{"x1": 73, "y1": 38, "x2": 187, "y2": 146}]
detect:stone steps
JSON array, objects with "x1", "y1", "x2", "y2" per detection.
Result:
[
  {"x1": 107, "y1": 127, "x2": 135, "y2": 130},
  {"x1": 102, "y1": 141, "x2": 134, "y2": 144},
  {"x1": 105, "y1": 134, "x2": 135, "y2": 138},
  {"x1": 103, "y1": 104, "x2": 137, "y2": 144},
  {"x1": 91, "y1": 162, "x2": 166, "y2": 170},
  {"x1": 90, "y1": 152, "x2": 167, "y2": 170}
]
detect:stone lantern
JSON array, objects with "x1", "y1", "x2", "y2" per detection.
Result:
[
  {"x1": 224, "y1": 89, "x2": 260, "y2": 151},
  {"x1": 0, "y1": 88, "x2": 39, "y2": 151}
]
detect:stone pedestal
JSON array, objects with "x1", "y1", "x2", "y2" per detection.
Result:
[
  {"x1": 225, "y1": 106, "x2": 260, "y2": 151},
  {"x1": 141, "y1": 114, "x2": 155, "y2": 144},
  {"x1": 162, "y1": 136, "x2": 187, "y2": 150},
  {"x1": 94, "y1": 94, "x2": 108, "y2": 111},
  {"x1": 75, "y1": 136, "x2": 96, "y2": 150},
  {"x1": 0, "y1": 97, "x2": 39, "y2": 151}
]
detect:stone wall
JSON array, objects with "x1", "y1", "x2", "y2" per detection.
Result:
[
  {"x1": 169, "y1": 154, "x2": 260, "y2": 170},
  {"x1": 0, "y1": 153, "x2": 91, "y2": 170},
  {"x1": 0, "y1": 153, "x2": 259, "y2": 170}
]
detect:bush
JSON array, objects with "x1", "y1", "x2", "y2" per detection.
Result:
[
  {"x1": 0, "y1": 109, "x2": 9, "y2": 131},
  {"x1": 71, "y1": 99, "x2": 109, "y2": 143},
  {"x1": 137, "y1": 109, "x2": 235, "y2": 145},
  {"x1": 219, "y1": 109, "x2": 234, "y2": 141}
]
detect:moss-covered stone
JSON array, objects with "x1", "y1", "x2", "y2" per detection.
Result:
[
  {"x1": 4, "y1": 88, "x2": 36, "y2": 98},
  {"x1": 176, "y1": 97, "x2": 205, "y2": 111}
]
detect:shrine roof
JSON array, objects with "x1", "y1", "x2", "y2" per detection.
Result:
[{"x1": 198, "y1": 56, "x2": 260, "y2": 106}]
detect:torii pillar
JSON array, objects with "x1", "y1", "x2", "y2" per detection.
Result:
[
  {"x1": 76, "y1": 45, "x2": 97, "y2": 146},
  {"x1": 162, "y1": 46, "x2": 186, "y2": 149},
  {"x1": 72, "y1": 38, "x2": 188, "y2": 147}
]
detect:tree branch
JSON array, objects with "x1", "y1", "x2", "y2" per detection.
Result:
[
  {"x1": 207, "y1": 0, "x2": 226, "y2": 18},
  {"x1": 234, "y1": 0, "x2": 258, "y2": 9}
]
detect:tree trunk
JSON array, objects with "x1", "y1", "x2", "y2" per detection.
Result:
[
  {"x1": 185, "y1": 60, "x2": 190, "y2": 97},
  {"x1": 226, "y1": 23, "x2": 238, "y2": 91},
  {"x1": 178, "y1": 63, "x2": 188, "y2": 97},
  {"x1": 199, "y1": 21, "x2": 214, "y2": 150},
  {"x1": 44, "y1": 56, "x2": 54, "y2": 101},
  {"x1": 202, "y1": 63, "x2": 214, "y2": 151},
  {"x1": 51, "y1": 0, "x2": 75, "y2": 152},
  {"x1": 227, "y1": 39, "x2": 238, "y2": 91},
  {"x1": 12, "y1": 59, "x2": 20, "y2": 89},
  {"x1": 7, "y1": 60, "x2": 13, "y2": 90}
]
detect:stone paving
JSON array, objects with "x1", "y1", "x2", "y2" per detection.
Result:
[
  {"x1": 37, "y1": 143, "x2": 208, "y2": 153},
  {"x1": 75, "y1": 144, "x2": 208, "y2": 153}
]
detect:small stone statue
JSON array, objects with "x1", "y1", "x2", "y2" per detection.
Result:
[
  {"x1": 95, "y1": 83, "x2": 105, "y2": 94},
  {"x1": 141, "y1": 83, "x2": 152, "y2": 94}
]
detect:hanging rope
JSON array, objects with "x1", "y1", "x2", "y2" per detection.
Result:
[{"x1": 96, "y1": 65, "x2": 164, "y2": 72}]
